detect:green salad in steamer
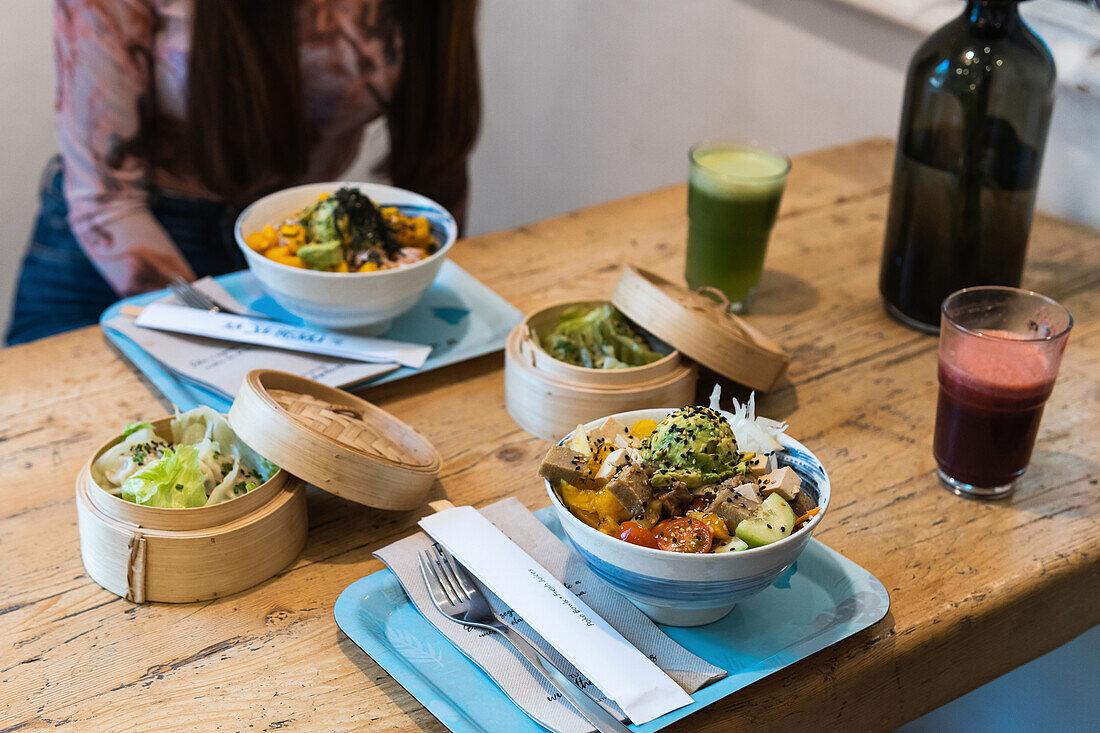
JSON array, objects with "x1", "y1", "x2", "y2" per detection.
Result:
[
  {"x1": 537, "y1": 303, "x2": 663, "y2": 369},
  {"x1": 92, "y1": 407, "x2": 278, "y2": 508}
]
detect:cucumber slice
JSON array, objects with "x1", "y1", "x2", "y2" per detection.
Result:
[
  {"x1": 713, "y1": 536, "x2": 749, "y2": 553},
  {"x1": 734, "y1": 493, "x2": 797, "y2": 548}
]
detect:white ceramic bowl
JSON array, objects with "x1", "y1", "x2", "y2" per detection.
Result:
[
  {"x1": 234, "y1": 181, "x2": 458, "y2": 332},
  {"x1": 545, "y1": 408, "x2": 831, "y2": 626}
]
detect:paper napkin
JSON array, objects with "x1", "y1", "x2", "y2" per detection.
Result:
[
  {"x1": 134, "y1": 303, "x2": 431, "y2": 367},
  {"x1": 100, "y1": 278, "x2": 400, "y2": 399},
  {"x1": 374, "y1": 498, "x2": 726, "y2": 732}
]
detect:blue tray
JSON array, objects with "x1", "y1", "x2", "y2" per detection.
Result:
[
  {"x1": 99, "y1": 261, "x2": 523, "y2": 411},
  {"x1": 334, "y1": 507, "x2": 890, "y2": 732}
]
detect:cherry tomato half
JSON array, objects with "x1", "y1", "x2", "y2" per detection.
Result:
[
  {"x1": 618, "y1": 521, "x2": 659, "y2": 549},
  {"x1": 653, "y1": 517, "x2": 713, "y2": 553}
]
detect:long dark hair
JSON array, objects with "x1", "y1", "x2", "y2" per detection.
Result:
[{"x1": 185, "y1": 0, "x2": 480, "y2": 206}]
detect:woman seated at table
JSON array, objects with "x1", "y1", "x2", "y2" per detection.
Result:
[{"x1": 6, "y1": 0, "x2": 480, "y2": 346}]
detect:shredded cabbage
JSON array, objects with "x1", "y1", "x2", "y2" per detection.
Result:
[
  {"x1": 708, "y1": 385, "x2": 788, "y2": 471},
  {"x1": 94, "y1": 407, "x2": 277, "y2": 508}
]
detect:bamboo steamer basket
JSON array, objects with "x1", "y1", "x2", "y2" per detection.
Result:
[
  {"x1": 78, "y1": 370, "x2": 442, "y2": 603},
  {"x1": 504, "y1": 266, "x2": 791, "y2": 441},
  {"x1": 76, "y1": 417, "x2": 308, "y2": 603},
  {"x1": 505, "y1": 300, "x2": 698, "y2": 441}
]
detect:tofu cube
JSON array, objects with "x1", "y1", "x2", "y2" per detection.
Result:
[
  {"x1": 605, "y1": 463, "x2": 652, "y2": 515},
  {"x1": 594, "y1": 448, "x2": 629, "y2": 483},
  {"x1": 734, "y1": 481, "x2": 763, "y2": 506},
  {"x1": 539, "y1": 444, "x2": 590, "y2": 487},
  {"x1": 746, "y1": 453, "x2": 770, "y2": 476},
  {"x1": 591, "y1": 416, "x2": 630, "y2": 447},
  {"x1": 758, "y1": 466, "x2": 802, "y2": 502}
]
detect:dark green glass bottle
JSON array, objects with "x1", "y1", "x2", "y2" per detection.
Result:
[{"x1": 879, "y1": 0, "x2": 1056, "y2": 332}]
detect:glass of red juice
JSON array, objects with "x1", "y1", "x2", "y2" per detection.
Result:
[{"x1": 934, "y1": 286, "x2": 1073, "y2": 499}]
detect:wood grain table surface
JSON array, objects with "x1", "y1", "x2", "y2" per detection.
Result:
[{"x1": 2, "y1": 138, "x2": 1097, "y2": 732}]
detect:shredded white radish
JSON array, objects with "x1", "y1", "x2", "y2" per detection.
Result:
[{"x1": 708, "y1": 385, "x2": 788, "y2": 471}]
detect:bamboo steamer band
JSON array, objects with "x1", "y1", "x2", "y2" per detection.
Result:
[
  {"x1": 76, "y1": 457, "x2": 307, "y2": 604},
  {"x1": 611, "y1": 266, "x2": 790, "y2": 392},
  {"x1": 504, "y1": 321, "x2": 697, "y2": 441},
  {"x1": 228, "y1": 370, "x2": 441, "y2": 511},
  {"x1": 126, "y1": 529, "x2": 146, "y2": 602}
]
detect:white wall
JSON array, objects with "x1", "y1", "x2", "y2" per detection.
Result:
[
  {"x1": 0, "y1": 0, "x2": 56, "y2": 338},
  {"x1": 469, "y1": 0, "x2": 918, "y2": 234},
  {"x1": 0, "y1": 0, "x2": 1096, "y2": 337}
]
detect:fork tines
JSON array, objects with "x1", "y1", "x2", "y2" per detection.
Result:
[
  {"x1": 419, "y1": 544, "x2": 475, "y2": 607},
  {"x1": 170, "y1": 277, "x2": 219, "y2": 312}
]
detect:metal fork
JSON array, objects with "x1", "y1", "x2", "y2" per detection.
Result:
[
  {"x1": 169, "y1": 276, "x2": 257, "y2": 317},
  {"x1": 418, "y1": 544, "x2": 630, "y2": 733}
]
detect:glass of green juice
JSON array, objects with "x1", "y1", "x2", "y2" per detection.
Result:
[{"x1": 686, "y1": 140, "x2": 791, "y2": 311}]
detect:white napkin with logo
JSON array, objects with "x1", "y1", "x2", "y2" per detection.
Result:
[
  {"x1": 373, "y1": 498, "x2": 725, "y2": 732},
  {"x1": 100, "y1": 278, "x2": 400, "y2": 399}
]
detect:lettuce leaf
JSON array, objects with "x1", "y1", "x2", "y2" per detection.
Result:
[
  {"x1": 120, "y1": 444, "x2": 208, "y2": 508},
  {"x1": 122, "y1": 421, "x2": 155, "y2": 438}
]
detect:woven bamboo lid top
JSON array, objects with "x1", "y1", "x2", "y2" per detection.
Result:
[
  {"x1": 610, "y1": 266, "x2": 790, "y2": 392},
  {"x1": 229, "y1": 370, "x2": 440, "y2": 510}
]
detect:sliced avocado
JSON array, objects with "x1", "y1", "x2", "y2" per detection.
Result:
[
  {"x1": 297, "y1": 239, "x2": 343, "y2": 270},
  {"x1": 734, "y1": 493, "x2": 797, "y2": 548},
  {"x1": 307, "y1": 198, "x2": 340, "y2": 243}
]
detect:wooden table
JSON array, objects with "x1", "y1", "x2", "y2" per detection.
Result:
[{"x1": 2, "y1": 139, "x2": 1097, "y2": 731}]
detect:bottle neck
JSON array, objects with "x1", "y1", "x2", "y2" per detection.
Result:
[{"x1": 964, "y1": 1, "x2": 1021, "y2": 35}]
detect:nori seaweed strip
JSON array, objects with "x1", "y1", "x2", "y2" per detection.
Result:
[{"x1": 334, "y1": 187, "x2": 399, "y2": 256}]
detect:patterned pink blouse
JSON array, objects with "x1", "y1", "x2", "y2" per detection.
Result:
[{"x1": 55, "y1": 0, "x2": 406, "y2": 296}]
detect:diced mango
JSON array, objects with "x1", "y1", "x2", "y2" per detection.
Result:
[
  {"x1": 265, "y1": 245, "x2": 291, "y2": 261},
  {"x1": 274, "y1": 255, "x2": 307, "y2": 269},
  {"x1": 573, "y1": 508, "x2": 601, "y2": 529},
  {"x1": 333, "y1": 260, "x2": 349, "y2": 273},
  {"x1": 630, "y1": 419, "x2": 658, "y2": 439},
  {"x1": 357, "y1": 262, "x2": 380, "y2": 273},
  {"x1": 593, "y1": 489, "x2": 630, "y2": 523},
  {"x1": 246, "y1": 231, "x2": 272, "y2": 253},
  {"x1": 596, "y1": 517, "x2": 621, "y2": 535},
  {"x1": 560, "y1": 481, "x2": 629, "y2": 532},
  {"x1": 560, "y1": 481, "x2": 598, "y2": 512},
  {"x1": 686, "y1": 510, "x2": 731, "y2": 539}
]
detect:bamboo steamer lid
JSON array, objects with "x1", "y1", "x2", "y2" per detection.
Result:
[
  {"x1": 611, "y1": 266, "x2": 790, "y2": 392},
  {"x1": 228, "y1": 370, "x2": 441, "y2": 511}
]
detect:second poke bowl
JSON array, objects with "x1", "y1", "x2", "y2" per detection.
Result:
[
  {"x1": 234, "y1": 181, "x2": 457, "y2": 332},
  {"x1": 541, "y1": 397, "x2": 830, "y2": 626}
]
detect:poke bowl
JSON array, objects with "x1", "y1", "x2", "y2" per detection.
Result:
[
  {"x1": 541, "y1": 400, "x2": 831, "y2": 626},
  {"x1": 234, "y1": 181, "x2": 458, "y2": 332}
]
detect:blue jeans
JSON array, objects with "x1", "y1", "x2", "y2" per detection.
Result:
[{"x1": 5, "y1": 157, "x2": 247, "y2": 346}]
